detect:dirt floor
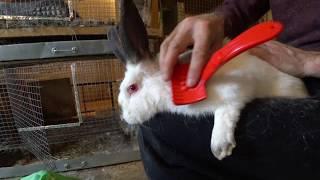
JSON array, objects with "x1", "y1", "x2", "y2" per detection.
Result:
[
  {"x1": 62, "y1": 161, "x2": 148, "y2": 180},
  {"x1": 7, "y1": 161, "x2": 147, "y2": 180}
]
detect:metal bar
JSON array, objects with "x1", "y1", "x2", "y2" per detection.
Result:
[
  {"x1": 0, "y1": 15, "x2": 71, "y2": 21},
  {"x1": 108, "y1": 82, "x2": 115, "y2": 111},
  {"x1": 17, "y1": 122, "x2": 81, "y2": 132},
  {"x1": 81, "y1": 85, "x2": 87, "y2": 113},
  {"x1": 71, "y1": 63, "x2": 83, "y2": 124},
  {"x1": 0, "y1": 40, "x2": 114, "y2": 61},
  {"x1": 0, "y1": 150, "x2": 141, "y2": 179},
  {"x1": 76, "y1": 80, "x2": 121, "y2": 86}
]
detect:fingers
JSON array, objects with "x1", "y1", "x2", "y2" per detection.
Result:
[
  {"x1": 187, "y1": 28, "x2": 213, "y2": 87},
  {"x1": 159, "y1": 14, "x2": 224, "y2": 84},
  {"x1": 159, "y1": 31, "x2": 177, "y2": 80},
  {"x1": 160, "y1": 24, "x2": 193, "y2": 81}
]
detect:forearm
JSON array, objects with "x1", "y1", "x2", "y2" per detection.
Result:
[
  {"x1": 214, "y1": 0, "x2": 270, "y2": 38},
  {"x1": 250, "y1": 41, "x2": 320, "y2": 78}
]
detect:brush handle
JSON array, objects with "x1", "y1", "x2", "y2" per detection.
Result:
[{"x1": 201, "y1": 21, "x2": 283, "y2": 82}]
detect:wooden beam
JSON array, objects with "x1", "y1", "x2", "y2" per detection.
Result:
[
  {"x1": 0, "y1": 26, "x2": 109, "y2": 38},
  {"x1": 150, "y1": 0, "x2": 160, "y2": 30},
  {"x1": 0, "y1": 26, "x2": 161, "y2": 38},
  {"x1": 160, "y1": 0, "x2": 178, "y2": 35}
]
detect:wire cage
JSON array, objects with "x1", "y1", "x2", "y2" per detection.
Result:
[
  {"x1": 3, "y1": 65, "x2": 56, "y2": 169},
  {"x1": 0, "y1": 0, "x2": 120, "y2": 29},
  {"x1": 177, "y1": 0, "x2": 223, "y2": 22},
  {"x1": 0, "y1": 70, "x2": 22, "y2": 151},
  {"x1": 176, "y1": 0, "x2": 272, "y2": 23},
  {"x1": 0, "y1": 0, "x2": 157, "y2": 30},
  {"x1": 0, "y1": 57, "x2": 140, "y2": 172}
]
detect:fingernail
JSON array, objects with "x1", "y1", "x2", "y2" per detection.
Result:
[{"x1": 187, "y1": 78, "x2": 196, "y2": 87}]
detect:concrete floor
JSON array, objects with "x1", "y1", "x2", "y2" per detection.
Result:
[{"x1": 62, "y1": 161, "x2": 148, "y2": 180}]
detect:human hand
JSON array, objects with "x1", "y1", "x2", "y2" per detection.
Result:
[
  {"x1": 250, "y1": 41, "x2": 320, "y2": 78},
  {"x1": 160, "y1": 13, "x2": 225, "y2": 87}
]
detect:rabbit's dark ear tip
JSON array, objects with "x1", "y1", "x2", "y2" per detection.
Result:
[
  {"x1": 108, "y1": 26, "x2": 129, "y2": 64},
  {"x1": 107, "y1": 0, "x2": 151, "y2": 64},
  {"x1": 119, "y1": 0, "x2": 151, "y2": 59}
]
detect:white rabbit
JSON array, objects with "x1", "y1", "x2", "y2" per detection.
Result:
[{"x1": 109, "y1": 0, "x2": 308, "y2": 160}]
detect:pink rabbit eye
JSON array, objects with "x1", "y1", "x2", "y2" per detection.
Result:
[{"x1": 127, "y1": 84, "x2": 139, "y2": 95}]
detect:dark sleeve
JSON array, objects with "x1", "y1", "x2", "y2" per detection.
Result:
[
  {"x1": 215, "y1": 0, "x2": 270, "y2": 38},
  {"x1": 138, "y1": 78, "x2": 320, "y2": 180},
  {"x1": 139, "y1": 96, "x2": 320, "y2": 180}
]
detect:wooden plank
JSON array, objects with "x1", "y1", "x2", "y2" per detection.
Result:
[
  {"x1": 74, "y1": 0, "x2": 118, "y2": 22},
  {"x1": 150, "y1": 0, "x2": 160, "y2": 30},
  {"x1": 0, "y1": 26, "x2": 161, "y2": 38},
  {"x1": 0, "y1": 26, "x2": 109, "y2": 38},
  {"x1": 160, "y1": 0, "x2": 178, "y2": 35}
]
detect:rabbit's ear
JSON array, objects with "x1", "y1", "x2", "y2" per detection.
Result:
[{"x1": 108, "y1": 0, "x2": 151, "y2": 64}]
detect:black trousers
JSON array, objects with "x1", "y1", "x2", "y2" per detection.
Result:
[{"x1": 138, "y1": 78, "x2": 320, "y2": 180}]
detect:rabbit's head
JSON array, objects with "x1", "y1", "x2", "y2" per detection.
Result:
[{"x1": 108, "y1": 0, "x2": 172, "y2": 124}]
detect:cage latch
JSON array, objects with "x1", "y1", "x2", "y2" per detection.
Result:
[{"x1": 51, "y1": 47, "x2": 78, "y2": 54}]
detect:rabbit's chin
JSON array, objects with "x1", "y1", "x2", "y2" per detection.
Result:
[
  {"x1": 122, "y1": 106, "x2": 157, "y2": 125},
  {"x1": 120, "y1": 82, "x2": 172, "y2": 124},
  {"x1": 118, "y1": 62, "x2": 173, "y2": 125}
]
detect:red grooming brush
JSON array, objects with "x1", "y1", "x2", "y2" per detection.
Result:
[{"x1": 171, "y1": 21, "x2": 283, "y2": 105}]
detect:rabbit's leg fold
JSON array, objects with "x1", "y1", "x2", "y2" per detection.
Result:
[{"x1": 211, "y1": 103, "x2": 243, "y2": 160}]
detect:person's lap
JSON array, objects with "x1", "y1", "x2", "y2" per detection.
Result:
[{"x1": 138, "y1": 78, "x2": 320, "y2": 180}]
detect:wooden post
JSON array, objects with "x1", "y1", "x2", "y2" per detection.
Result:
[{"x1": 160, "y1": 0, "x2": 178, "y2": 36}]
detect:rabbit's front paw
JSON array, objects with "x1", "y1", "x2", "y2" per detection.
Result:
[
  {"x1": 211, "y1": 105, "x2": 241, "y2": 160},
  {"x1": 211, "y1": 128, "x2": 236, "y2": 160}
]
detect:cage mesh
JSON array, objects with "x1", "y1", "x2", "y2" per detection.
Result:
[
  {"x1": 0, "y1": 58, "x2": 126, "y2": 168},
  {"x1": 0, "y1": 70, "x2": 22, "y2": 151},
  {"x1": 177, "y1": 0, "x2": 224, "y2": 21},
  {"x1": 177, "y1": 0, "x2": 272, "y2": 23},
  {"x1": 4, "y1": 66, "x2": 55, "y2": 169},
  {"x1": 46, "y1": 58, "x2": 125, "y2": 145},
  {"x1": 0, "y1": 0, "x2": 119, "y2": 29},
  {"x1": 75, "y1": 59, "x2": 123, "y2": 118}
]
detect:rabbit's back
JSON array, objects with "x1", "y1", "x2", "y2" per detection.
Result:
[
  {"x1": 178, "y1": 52, "x2": 308, "y2": 115},
  {"x1": 210, "y1": 52, "x2": 307, "y2": 97}
]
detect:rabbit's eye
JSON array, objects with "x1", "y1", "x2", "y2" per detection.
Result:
[{"x1": 127, "y1": 84, "x2": 139, "y2": 95}]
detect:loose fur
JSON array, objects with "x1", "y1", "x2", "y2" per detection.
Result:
[{"x1": 118, "y1": 52, "x2": 308, "y2": 160}]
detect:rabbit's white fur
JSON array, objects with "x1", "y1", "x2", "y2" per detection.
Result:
[{"x1": 118, "y1": 52, "x2": 308, "y2": 160}]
